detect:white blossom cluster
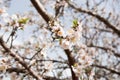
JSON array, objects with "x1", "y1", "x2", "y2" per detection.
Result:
[
  {"x1": 0, "y1": 8, "x2": 29, "y2": 30},
  {"x1": 72, "y1": 44, "x2": 97, "y2": 80},
  {"x1": 49, "y1": 20, "x2": 82, "y2": 49}
]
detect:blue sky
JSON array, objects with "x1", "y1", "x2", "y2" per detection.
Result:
[{"x1": 8, "y1": 0, "x2": 31, "y2": 14}]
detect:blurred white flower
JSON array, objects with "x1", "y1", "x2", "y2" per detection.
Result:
[
  {"x1": 45, "y1": 62, "x2": 53, "y2": 70},
  {"x1": 66, "y1": 22, "x2": 82, "y2": 44},
  {"x1": 57, "y1": 27, "x2": 65, "y2": 37},
  {"x1": 54, "y1": 21, "x2": 59, "y2": 26},
  {"x1": 84, "y1": 56, "x2": 93, "y2": 66},
  {"x1": 60, "y1": 39, "x2": 70, "y2": 49},
  {"x1": 11, "y1": 14, "x2": 18, "y2": 20},
  {"x1": 57, "y1": 30, "x2": 63, "y2": 36},
  {"x1": 41, "y1": 49, "x2": 47, "y2": 58},
  {"x1": 51, "y1": 25, "x2": 59, "y2": 32},
  {"x1": 77, "y1": 22, "x2": 83, "y2": 32},
  {"x1": 67, "y1": 29, "x2": 75, "y2": 35},
  {"x1": 89, "y1": 69, "x2": 95, "y2": 80},
  {"x1": 29, "y1": 59, "x2": 36, "y2": 66},
  {"x1": 74, "y1": 31, "x2": 82, "y2": 41},
  {"x1": 14, "y1": 22, "x2": 19, "y2": 27}
]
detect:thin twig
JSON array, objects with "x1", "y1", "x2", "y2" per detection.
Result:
[{"x1": 92, "y1": 64, "x2": 120, "y2": 75}]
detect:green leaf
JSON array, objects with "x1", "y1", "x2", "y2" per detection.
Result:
[
  {"x1": 18, "y1": 18, "x2": 29, "y2": 24},
  {"x1": 72, "y1": 19, "x2": 78, "y2": 28},
  {"x1": 73, "y1": 63, "x2": 78, "y2": 67},
  {"x1": 57, "y1": 71, "x2": 62, "y2": 77}
]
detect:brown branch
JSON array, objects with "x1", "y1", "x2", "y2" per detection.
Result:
[
  {"x1": 7, "y1": 67, "x2": 26, "y2": 73},
  {"x1": 37, "y1": 59, "x2": 67, "y2": 64},
  {"x1": 92, "y1": 64, "x2": 120, "y2": 75},
  {"x1": 64, "y1": 50, "x2": 75, "y2": 66},
  {"x1": 0, "y1": 37, "x2": 42, "y2": 80},
  {"x1": 64, "y1": 49, "x2": 79, "y2": 80},
  {"x1": 88, "y1": 45, "x2": 120, "y2": 58},
  {"x1": 43, "y1": 76, "x2": 72, "y2": 80},
  {"x1": 31, "y1": 48, "x2": 42, "y2": 59},
  {"x1": 30, "y1": 0, "x2": 53, "y2": 23},
  {"x1": 66, "y1": 0, "x2": 120, "y2": 37}
]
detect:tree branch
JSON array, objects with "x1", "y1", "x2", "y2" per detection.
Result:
[
  {"x1": 37, "y1": 59, "x2": 67, "y2": 64},
  {"x1": 0, "y1": 37, "x2": 42, "y2": 80},
  {"x1": 64, "y1": 49, "x2": 78, "y2": 80},
  {"x1": 92, "y1": 64, "x2": 120, "y2": 75},
  {"x1": 30, "y1": 0, "x2": 53, "y2": 23},
  {"x1": 88, "y1": 45, "x2": 120, "y2": 58},
  {"x1": 66, "y1": 0, "x2": 120, "y2": 37},
  {"x1": 43, "y1": 76, "x2": 71, "y2": 80},
  {"x1": 7, "y1": 67, "x2": 26, "y2": 73}
]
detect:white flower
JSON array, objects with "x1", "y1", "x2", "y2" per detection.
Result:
[
  {"x1": 77, "y1": 22, "x2": 83, "y2": 32},
  {"x1": 67, "y1": 29, "x2": 75, "y2": 35},
  {"x1": 54, "y1": 21, "x2": 59, "y2": 26},
  {"x1": 2, "y1": 12, "x2": 7, "y2": 16},
  {"x1": 29, "y1": 59, "x2": 36, "y2": 66},
  {"x1": 45, "y1": 62, "x2": 53, "y2": 70},
  {"x1": 60, "y1": 39, "x2": 70, "y2": 49},
  {"x1": 67, "y1": 29, "x2": 77, "y2": 43},
  {"x1": 11, "y1": 14, "x2": 18, "y2": 20},
  {"x1": 89, "y1": 69, "x2": 95, "y2": 80},
  {"x1": 66, "y1": 25, "x2": 82, "y2": 43},
  {"x1": 72, "y1": 31, "x2": 82, "y2": 42},
  {"x1": 14, "y1": 22, "x2": 19, "y2": 27},
  {"x1": 41, "y1": 49, "x2": 47, "y2": 58},
  {"x1": 51, "y1": 26, "x2": 59, "y2": 32},
  {"x1": 57, "y1": 27, "x2": 65, "y2": 37},
  {"x1": 57, "y1": 31, "x2": 63, "y2": 36}
]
